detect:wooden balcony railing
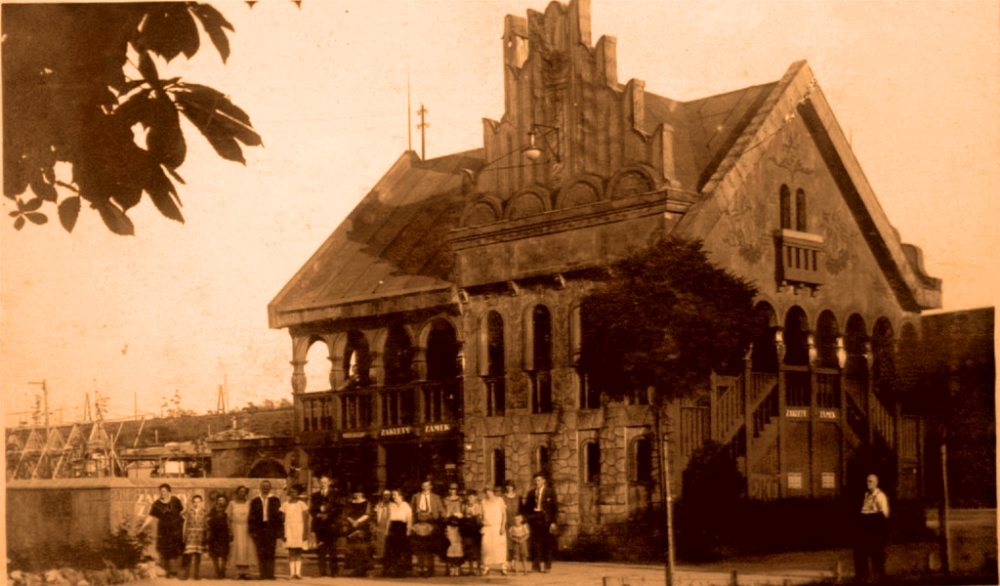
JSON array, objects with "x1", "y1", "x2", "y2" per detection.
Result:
[{"x1": 296, "y1": 379, "x2": 464, "y2": 434}]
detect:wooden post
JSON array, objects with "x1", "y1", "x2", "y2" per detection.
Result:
[
  {"x1": 939, "y1": 427, "x2": 952, "y2": 575},
  {"x1": 652, "y1": 392, "x2": 676, "y2": 586}
]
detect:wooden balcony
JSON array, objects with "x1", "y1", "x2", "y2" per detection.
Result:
[
  {"x1": 296, "y1": 380, "x2": 463, "y2": 440},
  {"x1": 775, "y1": 229, "x2": 824, "y2": 290}
]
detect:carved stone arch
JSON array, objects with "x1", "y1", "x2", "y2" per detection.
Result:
[
  {"x1": 462, "y1": 195, "x2": 503, "y2": 228},
  {"x1": 607, "y1": 165, "x2": 657, "y2": 200},
  {"x1": 416, "y1": 315, "x2": 462, "y2": 349},
  {"x1": 554, "y1": 175, "x2": 604, "y2": 210},
  {"x1": 872, "y1": 317, "x2": 896, "y2": 398},
  {"x1": 751, "y1": 301, "x2": 780, "y2": 373},
  {"x1": 783, "y1": 306, "x2": 811, "y2": 366},
  {"x1": 505, "y1": 187, "x2": 553, "y2": 220}
]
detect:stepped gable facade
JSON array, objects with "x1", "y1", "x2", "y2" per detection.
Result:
[{"x1": 268, "y1": 0, "x2": 942, "y2": 544}]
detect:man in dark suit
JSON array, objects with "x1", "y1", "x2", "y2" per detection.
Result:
[
  {"x1": 309, "y1": 474, "x2": 342, "y2": 577},
  {"x1": 409, "y1": 479, "x2": 445, "y2": 577},
  {"x1": 522, "y1": 473, "x2": 558, "y2": 573},
  {"x1": 248, "y1": 480, "x2": 284, "y2": 580}
]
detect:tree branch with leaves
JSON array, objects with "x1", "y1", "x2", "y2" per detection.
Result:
[{"x1": 2, "y1": 2, "x2": 263, "y2": 235}]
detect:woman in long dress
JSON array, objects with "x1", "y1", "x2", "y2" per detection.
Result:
[
  {"x1": 480, "y1": 486, "x2": 508, "y2": 576},
  {"x1": 443, "y1": 484, "x2": 464, "y2": 576},
  {"x1": 373, "y1": 490, "x2": 392, "y2": 562},
  {"x1": 227, "y1": 486, "x2": 255, "y2": 580},
  {"x1": 139, "y1": 483, "x2": 185, "y2": 578},
  {"x1": 383, "y1": 490, "x2": 413, "y2": 578}
]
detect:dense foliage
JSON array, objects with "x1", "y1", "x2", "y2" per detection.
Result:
[
  {"x1": 580, "y1": 237, "x2": 759, "y2": 403},
  {"x1": 2, "y1": 3, "x2": 262, "y2": 234}
]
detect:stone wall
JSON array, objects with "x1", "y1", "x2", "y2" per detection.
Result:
[{"x1": 7, "y1": 477, "x2": 288, "y2": 564}]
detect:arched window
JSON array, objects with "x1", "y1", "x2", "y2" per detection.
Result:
[
  {"x1": 304, "y1": 339, "x2": 331, "y2": 393},
  {"x1": 783, "y1": 307, "x2": 810, "y2": 366},
  {"x1": 815, "y1": 311, "x2": 840, "y2": 369},
  {"x1": 534, "y1": 445, "x2": 551, "y2": 478},
  {"x1": 483, "y1": 312, "x2": 506, "y2": 417},
  {"x1": 573, "y1": 304, "x2": 600, "y2": 409},
  {"x1": 343, "y1": 330, "x2": 372, "y2": 387},
  {"x1": 872, "y1": 318, "x2": 896, "y2": 400},
  {"x1": 751, "y1": 303, "x2": 779, "y2": 373},
  {"x1": 780, "y1": 185, "x2": 792, "y2": 230},
  {"x1": 527, "y1": 305, "x2": 553, "y2": 414},
  {"x1": 582, "y1": 440, "x2": 600, "y2": 484},
  {"x1": 632, "y1": 436, "x2": 654, "y2": 484},
  {"x1": 425, "y1": 319, "x2": 461, "y2": 422},
  {"x1": 795, "y1": 188, "x2": 807, "y2": 232},
  {"x1": 492, "y1": 448, "x2": 506, "y2": 487},
  {"x1": 384, "y1": 324, "x2": 415, "y2": 385}
]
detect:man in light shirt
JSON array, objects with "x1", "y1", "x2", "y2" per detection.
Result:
[{"x1": 855, "y1": 474, "x2": 889, "y2": 583}]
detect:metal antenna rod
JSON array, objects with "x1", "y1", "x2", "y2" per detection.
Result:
[{"x1": 417, "y1": 103, "x2": 429, "y2": 160}]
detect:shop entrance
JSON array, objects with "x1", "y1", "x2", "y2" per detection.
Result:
[
  {"x1": 308, "y1": 442, "x2": 378, "y2": 494},
  {"x1": 383, "y1": 438, "x2": 461, "y2": 496}
]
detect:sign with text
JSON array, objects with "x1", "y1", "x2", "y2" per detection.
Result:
[
  {"x1": 341, "y1": 431, "x2": 369, "y2": 440},
  {"x1": 822, "y1": 472, "x2": 835, "y2": 489},
  {"x1": 786, "y1": 408, "x2": 808, "y2": 418},
  {"x1": 422, "y1": 423, "x2": 454, "y2": 434},
  {"x1": 819, "y1": 409, "x2": 838, "y2": 420},
  {"x1": 787, "y1": 472, "x2": 803, "y2": 489},
  {"x1": 380, "y1": 426, "x2": 413, "y2": 437}
]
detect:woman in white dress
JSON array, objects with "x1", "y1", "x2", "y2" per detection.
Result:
[
  {"x1": 479, "y1": 486, "x2": 508, "y2": 576},
  {"x1": 280, "y1": 484, "x2": 310, "y2": 579},
  {"x1": 227, "y1": 486, "x2": 256, "y2": 580}
]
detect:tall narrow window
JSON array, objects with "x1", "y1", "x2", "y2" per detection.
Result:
[
  {"x1": 575, "y1": 304, "x2": 600, "y2": 409},
  {"x1": 529, "y1": 305, "x2": 553, "y2": 414},
  {"x1": 633, "y1": 436, "x2": 653, "y2": 484},
  {"x1": 484, "y1": 312, "x2": 506, "y2": 417},
  {"x1": 583, "y1": 441, "x2": 600, "y2": 484},
  {"x1": 795, "y1": 188, "x2": 807, "y2": 232},
  {"x1": 492, "y1": 448, "x2": 506, "y2": 487},
  {"x1": 534, "y1": 445, "x2": 551, "y2": 477},
  {"x1": 780, "y1": 185, "x2": 792, "y2": 230}
]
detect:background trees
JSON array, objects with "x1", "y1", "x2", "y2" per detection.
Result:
[{"x1": 2, "y1": 2, "x2": 262, "y2": 235}]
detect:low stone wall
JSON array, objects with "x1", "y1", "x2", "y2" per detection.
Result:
[{"x1": 7, "y1": 477, "x2": 288, "y2": 562}]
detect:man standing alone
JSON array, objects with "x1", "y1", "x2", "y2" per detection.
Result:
[
  {"x1": 855, "y1": 474, "x2": 890, "y2": 583},
  {"x1": 248, "y1": 480, "x2": 284, "y2": 580},
  {"x1": 522, "y1": 473, "x2": 558, "y2": 573}
]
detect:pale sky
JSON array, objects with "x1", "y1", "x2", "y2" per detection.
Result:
[{"x1": 2, "y1": 0, "x2": 997, "y2": 422}]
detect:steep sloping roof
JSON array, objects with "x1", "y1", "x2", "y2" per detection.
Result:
[
  {"x1": 675, "y1": 60, "x2": 940, "y2": 311},
  {"x1": 269, "y1": 150, "x2": 484, "y2": 329}
]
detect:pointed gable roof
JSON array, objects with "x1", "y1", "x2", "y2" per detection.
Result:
[
  {"x1": 676, "y1": 61, "x2": 941, "y2": 311},
  {"x1": 269, "y1": 150, "x2": 484, "y2": 329}
]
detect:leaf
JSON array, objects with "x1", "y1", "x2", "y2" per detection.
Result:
[
  {"x1": 165, "y1": 166, "x2": 187, "y2": 185},
  {"x1": 28, "y1": 171, "x2": 58, "y2": 202},
  {"x1": 59, "y1": 196, "x2": 82, "y2": 232},
  {"x1": 145, "y1": 93, "x2": 186, "y2": 169},
  {"x1": 113, "y1": 88, "x2": 154, "y2": 127},
  {"x1": 8, "y1": 211, "x2": 19, "y2": 218},
  {"x1": 94, "y1": 201, "x2": 136, "y2": 236},
  {"x1": 190, "y1": 4, "x2": 233, "y2": 63},
  {"x1": 25, "y1": 212, "x2": 48, "y2": 225},
  {"x1": 145, "y1": 164, "x2": 185, "y2": 223},
  {"x1": 139, "y1": 4, "x2": 200, "y2": 62},
  {"x1": 138, "y1": 50, "x2": 160, "y2": 84},
  {"x1": 174, "y1": 84, "x2": 263, "y2": 164},
  {"x1": 20, "y1": 197, "x2": 44, "y2": 212},
  {"x1": 14, "y1": 216, "x2": 25, "y2": 231}
]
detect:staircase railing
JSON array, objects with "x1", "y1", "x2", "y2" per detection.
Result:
[{"x1": 713, "y1": 373, "x2": 745, "y2": 445}]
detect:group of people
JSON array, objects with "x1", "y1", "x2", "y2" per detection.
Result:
[
  {"x1": 140, "y1": 473, "x2": 559, "y2": 580},
  {"x1": 139, "y1": 480, "x2": 306, "y2": 580},
  {"x1": 376, "y1": 473, "x2": 558, "y2": 578}
]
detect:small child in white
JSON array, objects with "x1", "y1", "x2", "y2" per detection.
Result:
[
  {"x1": 280, "y1": 484, "x2": 310, "y2": 579},
  {"x1": 507, "y1": 514, "x2": 530, "y2": 575}
]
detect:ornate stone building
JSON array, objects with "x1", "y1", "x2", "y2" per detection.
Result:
[{"x1": 268, "y1": 0, "x2": 941, "y2": 544}]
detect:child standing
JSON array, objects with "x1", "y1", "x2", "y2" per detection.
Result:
[
  {"x1": 280, "y1": 484, "x2": 310, "y2": 579},
  {"x1": 181, "y1": 494, "x2": 208, "y2": 580},
  {"x1": 508, "y1": 514, "x2": 530, "y2": 575}
]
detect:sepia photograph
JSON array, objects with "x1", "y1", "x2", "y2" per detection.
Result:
[{"x1": 2, "y1": 1, "x2": 997, "y2": 584}]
